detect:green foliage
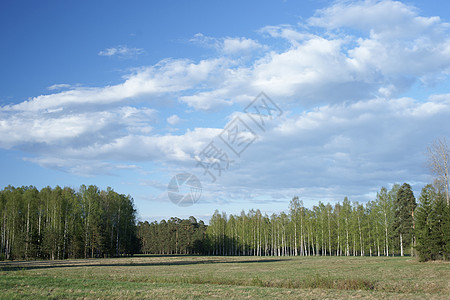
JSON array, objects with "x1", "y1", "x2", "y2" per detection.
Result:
[
  {"x1": 203, "y1": 186, "x2": 447, "y2": 260},
  {"x1": 415, "y1": 185, "x2": 435, "y2": 261},
  {"x1": 444, "y1": 204, "x2": 450, "y2": 259},
  {"x1": 137, "y1": 217, "x2": 207, "y2": 255},
  {"x1": 2, "y1": 181, "x2": 448, "y2": 262},
  {"x1": 415, "y1": 184, "x2": 450, "y2": 261},
  {"x1": 393, "y1": 183, "x2": 417, "y2": 255},
  {"x1": 0, "y1": 185, "x2": 138, "y2": 260}
]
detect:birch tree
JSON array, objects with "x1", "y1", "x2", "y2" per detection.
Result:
[{"x1": 427, "y1": 137, "x2": 450, "y2": 205}]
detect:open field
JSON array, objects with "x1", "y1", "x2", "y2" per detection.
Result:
[{"x1": 1, "y1": 255, "x2": 449, "y2": 299}]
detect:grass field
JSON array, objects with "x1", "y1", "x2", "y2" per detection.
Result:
[{"x1": 1, "y1": 255, "x2": 449, "y2": 299}]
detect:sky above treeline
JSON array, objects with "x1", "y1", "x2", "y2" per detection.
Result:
[{"x1": 1, "y1": 0, "x2": 450, "y2": 223}]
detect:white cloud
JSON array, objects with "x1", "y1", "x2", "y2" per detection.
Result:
[
  {"x1": 179, "y1": 89, "x2": 233, "y2": 111},
  {"x1": 306, "y1": 0, "x2": 450, "y2": 87},
  {"x1": 2, "y1": 58, "x2": 226, "y2": 113},
  {"x1": 18, "y1": 126, "x2": 222, "y2": 177},
  {"x1": 191, "y1": 33, "x2": 265, "y2": 54},
  {"x1": 34, "y1": 94, "x2": 450, "y2": 194},
  {"x1": 0, "y1": 106, "x2": 156, "y2": 149},
  {"x1": 308, "y1": 0, "x2": 442, "y2": 38},
  {"x1": 222, "y1": 37, "x2": 265, "y2": 54},
  {"x1": 260, "y1": 25, "x2": 312, "y2": 43},
  {"x1": 250, "y1": 36, "x2": 371, "y2": 103},
  {"x1": 98, "y1": 45, "x2": 144, "y2": 58},
  {"x1": 24, "y1": 156, "x2": 140, "y2": 177},
  {"x1": 47, "y1": 83, "x2": 73, "y2": 91},
  {"x1": 1, "y1": 0, "x2": 450, "y2": 208},
  {"x1": 183, "y1": 1, "x2": 450, "y2": 109},
  {"x1": 5, "y1": 1, "x2": 449, "y2": 116},
  {"x1": 106, "y1": 94, "x2": 450, "y2": 205},
  {"x1": 167, "y1": 114, "x2": 181, "y2": 125},
  {"x1": 207, "y1": 95, "x2": 450, "y2": 202}
]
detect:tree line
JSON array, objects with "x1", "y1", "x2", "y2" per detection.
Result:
[
  {"x1": 136, "y1": 183, "x2": 449, "y2": 261},
  {"x1": 137, "y1": 217, "x2": 207, "y2": 255},
  {"x1": 2, "y1": 138, "x2": 448, "y2": 261},
  {"x1": 2, "y1": 183, "x2": 448, "y2": 261},
  {"x1": 137, "y1": 138, "x2": 450, "y2": 260},
  {"x1": 0, "y1": 185, "x2": 138, "y2": 260},
  {"x1": 204, "y1": 183, "x2": 449, "y2": 261}
]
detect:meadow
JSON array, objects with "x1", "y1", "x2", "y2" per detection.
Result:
[{"x1": 1, "y1": 255, "x2": 449, "y2": 299}]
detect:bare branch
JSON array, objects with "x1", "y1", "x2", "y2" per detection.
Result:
[{"x1": 427, "y1": 137, "x2": 450, "y2": 205}]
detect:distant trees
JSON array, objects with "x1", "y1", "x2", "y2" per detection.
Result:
[
  {"x1": 137, "y1": 217, "x2": 207, "y2": 255},
  {"x1": 376, "y1": 186, "x2": 394, "y2": 256},
  {"x1": 204, "y1": 185, "x2": 396, "y2": 257},
  {"x1": 204, "y1": 184, "x2": 448, "y2": 261},
  {"x1": 0, "y1": 185, "x2": 138, "y2": 260},
  {"x1": 2, "y1": 181, "x2": 448, "y2": 262}
]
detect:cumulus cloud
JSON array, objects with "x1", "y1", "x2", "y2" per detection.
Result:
[
  {"x1": 308, "y1": 0, "x2": 450, "y2": 87},
  {"x1": 1, "y1": 0, "x2": 450, "y2": 205},
  {"x1": 222, "y1": 37, "x2": 265, "y2": 54},
  {"x1": 308, "y1": 0, "x2": 441, "y2": 36},
  {"x1": 2, "y1": 58, "x2": 227, "y2": 113},
  {"x1": 17, "y1": 126, "x2": 222, "y2": 178},
  {"x1": 167, "y1": 114, "x2": 181, "y2": 125},
  {"x1": 0, "y1": 106, "x2": 157, "y2": 149},
  {"x1": 196, "y1": 95, "x2": 450, "y2": 202},
  {"x1": 119, "y1": 94, "x2": 450, "y2": 205},
  {"x1": 4, "y1": 1, "x2": 449, "y2": 116},
  {"x1": 179, "y1": 89, "x2": 233, "y2": 111}
]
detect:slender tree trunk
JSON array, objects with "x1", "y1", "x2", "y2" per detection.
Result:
[
  {"x1": 358, "y1": 215, "x2": 363, "y2": 256},
  {"x1": 294, "y1": 221, "x2": 298, "y2": 256},
  {"x1": 116, "y1": 206, "x2": 121, "y2": 257},
  {"x1": 300, "y1": 211, "x2": 304, "y2": 256},
  {"x1": 328, "y1": 211, "x2": 331, "y2": 257},
  {"x1": 1, "y1": 213, "x2": 5, "y2": 258},
  {"x1": 26, "y1": 202, "x2": 30, "y2": 260},
  {"x1": 411, "y1": 209, "x2": 416, "y2": 257},
  {"x1": 346, "y1": 219, "x2": 350, "y2": 256},
  {"x1": 400, "y1": 233, "x2": 404, "y2": 257},
  {"x1": 63, "y1": 215, "x2": 67, "y2": 259},
  {"x1": 368, "y1": 224, "x2": 372, "y2": 257},
  {"x1": 384, "y1": 213, "x2": 389, "y2": 257},
  {"x1": 321, "y1": 222, "x2": 324, "y2": 256},
  {"x1": 337, "y1": 218, "x2": 340, "y2": 256}
]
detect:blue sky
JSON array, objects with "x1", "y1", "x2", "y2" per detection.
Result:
[{"x1": 1, "y1": 0, "x2": 450, "y2": 223}]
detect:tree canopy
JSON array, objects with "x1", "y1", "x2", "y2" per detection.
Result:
[
  {"x1": 0, "y1": 185, "x2": 138, "y2": 260},
  {"x1": 1, "y1": 182, "x2": 448, "y2": 262}
]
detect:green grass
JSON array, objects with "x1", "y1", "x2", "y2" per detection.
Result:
[{"x1": 1, "y1": 255, "x2": 449, "y2": 299}]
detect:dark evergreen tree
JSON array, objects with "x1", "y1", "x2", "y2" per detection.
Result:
[
  {"x1": 443, "y1": 203, "x2": 450, "y2": 259},
  {"x1": 415, "y1": 184, "x2": 436, "y2": 261},
  {"x1": 430, "y1": 193, "x2": 447, "y2": 259},
  {"x1": 393, "y1": 183, "x2": 417, "y2": 256},
  {"x1": 136, "y1": 216, "x2": 208, "y2": 255}
]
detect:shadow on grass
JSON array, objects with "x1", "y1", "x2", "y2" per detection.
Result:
[{"x1": 0, "y1": 256, "x2": 290, "y2": 271}]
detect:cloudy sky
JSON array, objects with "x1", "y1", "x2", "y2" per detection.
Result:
[{"x1": 1, "y1": 0, "x2": 450, "y2": 222}]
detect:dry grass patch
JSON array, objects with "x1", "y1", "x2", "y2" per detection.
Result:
[{"x1": 1, "y1": 255, "x2": 449, "y2": 299}]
